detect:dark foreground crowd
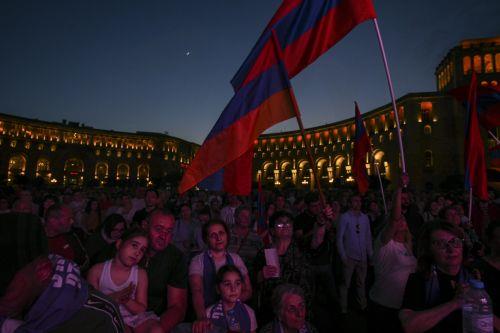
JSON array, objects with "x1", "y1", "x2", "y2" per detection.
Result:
[{"x1": 0, "y1": 178, "x2": 499, "y2": 333}]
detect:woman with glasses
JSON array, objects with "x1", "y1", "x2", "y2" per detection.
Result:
[
  {"x1": 399, "y1": 221, "x2": 472, "y2": 333},
  {"x1": 189, "y1": 220, "x2": 252, "y2": 333},
  {"x1": 253, "y1": 211, "x2": 313, "y2": 326}
]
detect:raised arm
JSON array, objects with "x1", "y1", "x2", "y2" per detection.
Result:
[
  {"x1": 380, "y1": 174, "x2": 409, "y2": 245},
  {"x1": 399, "y1": 299, "x2": 461, "y2": 333}
]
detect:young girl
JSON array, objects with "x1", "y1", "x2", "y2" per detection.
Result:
[
  {"x1": 205, "y1": 265, "x2": 257, "y2": 333},
  {"x1": 87, "y1": 228, "x2": 161, "y2": 333}
]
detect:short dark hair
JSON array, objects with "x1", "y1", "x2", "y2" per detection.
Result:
[
  {"x1": 120, "y1": 227, "x2": 148, "y2": 243},
  {"x1": 416, "y1": 220, "x2": 465, "y2": 276},
  {"x1": 202, "y1": 219, "x2": 229, "y2": 243},
  {"x1": 269, "y1": 210, "x2": 294, "y2": 229},
  {"x1": 145, "y1": 188, "x2": 159, "y2": 197}
]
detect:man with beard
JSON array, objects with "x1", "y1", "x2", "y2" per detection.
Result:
[{"x1": 143, "y1": 209, "x2": 188, "y2": 333}]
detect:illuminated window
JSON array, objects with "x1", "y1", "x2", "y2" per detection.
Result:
[
  {"x1": 473, "y1": 55, "x2": 482, "y2": 73},
  {"x1": 37, "y1": 143, "x2": 44, "y2": 150},
  {"x1": 484, "y1": 54, "x2": 493, "y2": 73},
  {"x1": 10, "y1": 140, "x2": 17, "y2": 148},
  {"x1": 95, "y1": 162, "x2": 109, "y2": 182},
  {"x1": 36, "y1": 158, "x2": 51, "y2": 182},
  {"x1": 379, "y1": 135, "x2": 384, "y2": 143},
  {"x1": 496, "y1": 54, "x2": 500, "y2": 72},
  {"x1": 95, "y1": 149, "x2": 101, "y2": 156},
  {"x1": 8, "y1": 155, "x2": 27, "y2": 182},
  {"x1": 50, "y1": 144, "x2": 57, "y2": 152},
  {"x1": 463, "y1": 56, "x2": 471, "y2": 74},
  {"x1": 424, "y1": 150, "x2": 433, "y2": 168},
  {"x1": 117, "y1": 163, "x2": 130, "y2": 180},
  {"x1": 137, "y1": 164, "x2": 149, "y2": 181},
  {"x1": 424, "y1": 125, "x2": 432, "y2": 135}
]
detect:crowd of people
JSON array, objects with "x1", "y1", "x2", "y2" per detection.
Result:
[{"x1": 0, "y1": 178, "x2": 499, "y2": 333}]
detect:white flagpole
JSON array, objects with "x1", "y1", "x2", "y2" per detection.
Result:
[
  {"x1": 468, "y1": 187, "x2": 473, "y2": 223},
  {"x1": 374, "y1": 160, "x2": 388, "y2": 216},
  {"x1": 488, "y1": 130, "x2": 500, "y2": 144},
  {"x1": 372, "y1": 19, "x2": 406, "y2": 174}
]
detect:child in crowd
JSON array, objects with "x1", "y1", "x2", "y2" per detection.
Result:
[
  {"x1": 87, "y1": 228, "x2": 161, "y2": 333},
  {"x1": 205, "y1": 265, "x2": 257, "y2": 333}
]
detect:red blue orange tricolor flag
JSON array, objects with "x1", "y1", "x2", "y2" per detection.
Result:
[
  {"x1": 450, "y1": 84, "x2": 500, "y2": 130},
  {"x1": 352, "y1": 102, "x2": 371, "y2": 195},
  {"x1": 178, "y1": 34, "x2": 295, "y2": 195},
  {"x1": 231, "y1": 0, "x2": 377, "y2": 91},
  {"x1": 464, "y1": 72, "x2": 488, "y2": 201}
]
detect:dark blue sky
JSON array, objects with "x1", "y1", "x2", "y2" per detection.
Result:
[{"x1": 1, "y1": 0, "x2": 499, "y2": 144}]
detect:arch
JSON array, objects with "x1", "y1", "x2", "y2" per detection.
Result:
[
  {"x1": 8, "y1": 154, "x2": 27, "y2": 183},
  {"x1": 116, "y1": 163, "x2": 130, "y2": 180},
  {"x1": 484, "y1": 54, "x2": 493, "y2": 73},
  {"x1": 64, "y1": 158, "x2": 84, "y2": 186},
  {"x1": 372, "y1": 150, "x2": 388, "y2": 178},
  {"x1": 316, "y1": 158, "x2": 329, "y2": 183},
  {"x1": 333, "y1": 155, "x2": 346, "y2": 178},
  {"x1": 297, "y1": 160, "x2": 310, "y2": 186},
  {"x1": 473, "y1": 55, "x2": 482, "y2": 73},
  {"x1": 463, "y1": 56, "x2": 471, "y2": 74},
  {"x1": 137, "y1": 164, "x2": 150, "y2": 182},
  {"x1": 95, "y1": 162, "x2": 109, "y2": 183},
  {"x1": 280, "y1": 160, "x2": 293, "y2": 184},
  {"x1": 261, "y1": 161, "x2": 274, "y2": 184},
  {"x1": 424, "y1": 150, "x2": 433, "y2": 168},
  {"x1": 424, "y1": 125, "x2": 432, "y2": 135},
  {"x1": 36, "y1": 158, "x2": 51, "y2": 182}
]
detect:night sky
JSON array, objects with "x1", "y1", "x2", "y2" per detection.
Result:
[{"x1": 1, "y1": 0, "x2": 499, "y2": 144}]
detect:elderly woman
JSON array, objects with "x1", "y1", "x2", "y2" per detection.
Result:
[
  {"x1": 253, "y1": 211, "x2": 313, "y2": 326},
  {"x1": 189, "y1": 220, "x2": 252, "y2": 333},
  {"x1": 399, "y1": 221, "x2": 472, "y2": 333},
  {"x1": 259, "y1": 284, "x2": 317, "y2": 333}
]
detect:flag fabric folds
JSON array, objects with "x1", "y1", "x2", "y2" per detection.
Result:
[
  {"x1": 464, "y1": 72, "x2": 489, "y2": 201},
  {"x1": 352, "y1": 102, "x2": 371, "y2": 195},
  {"x1": 449, "y1": 84, "x2": 500, "y2": 130},
  {"x1": 231, "y1": 0, "x2": 376, "y2": 91},
  {"x1": 178, "y1": 35, "x2": 296, "y2": 195}
]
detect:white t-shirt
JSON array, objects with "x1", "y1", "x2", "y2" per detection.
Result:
[
  {"x1": 369, "y1": 236, "x2": 417, "y2": 309},
  {"x1": 205, "y1": 303, "x2": 257, "y2": 332},
  {"x1": 189, "y1": 252, "x2": 248, "y2": 277}
]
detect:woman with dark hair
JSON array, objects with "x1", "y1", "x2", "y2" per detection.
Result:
[
  {"x1": 83, "y1": 198, "x2": 102, "y2": 234},
  {"x1": 85, "y1": 213, "x2": 126, "y2": 268},
  {"x1": 399, "y1": 220, "x2": 472, "y2": 333},
  {"x1": 38, "y1": 194, "x2": 59, "y2": 222},
  {"x1": 189, "y1": 220, "x2": 252, "y2": 333},
  {"x1": 473, "y1": 222, "x2": 500, "y2": 331}
]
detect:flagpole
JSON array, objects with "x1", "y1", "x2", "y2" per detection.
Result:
[
  {"x1": 372, "y1": 19, "x2": 406, "y2": 174},
  {"x1": 488, "y1": 130, "x2": 500, "y2": 144},
  {"x1": 373, "y1": 159, "x2": 388, "y2": 216},
  {"x1": 468, "y1": 187, "x2": 473, "y2": 223},
  {"x1": 271, "y1": 30, "x2": 326, "y2": 206},
  {"x1": 289, "y1": 91, "x2": 327, "y2": 206}
]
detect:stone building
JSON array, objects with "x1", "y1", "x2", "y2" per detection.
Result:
[
  {"x1": 253, "y1": 37, "x2": 500, "y2": 190},
  {"x1": 0, "y1": 113, "x2": 199, "y2": 187}
]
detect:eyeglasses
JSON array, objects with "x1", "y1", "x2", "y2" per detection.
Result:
[
  {"x1": 431, "y1": 237, "x2": 464, "y2": 250},
  {"x1": 276, "y1": 223, "x2": 293, "y2": 229}
]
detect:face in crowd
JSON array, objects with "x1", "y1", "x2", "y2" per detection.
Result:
[
  {"x1": 236, "y1": 208, "x2": 252, "y2": 228},
  {"x1": 279, "y1": 292, "x2": 306, "y2": 331},
  {"x1": 430, "y1": 229, "x2": 463, "y2": 270},
  {"x1": 149, "y1": 212, "x2": 175, "y2": 252},
  {"x1": 46, "y1": 206, "x2": 74, "y2": 236},
  {"x1": 117, "y1": 235, "x2": 148, "y2": 267},
  {"x1": 350, "y1": 196, "x2": 362, "y2": 212},
  {"x1": 180, "y1": 205, "x2": 191, "y2": 221},
  {"x1": 206, "y1": 223, "x2": 228, "y2": 253},
  {"x1": 145, "y1": 190, "x2": 159, "y2": 209},
  {"x1": 307, "y1": 200, "x2": 322, "y2": 216},
  {"x1": 273, "y1": 215, "x2": 294, "y2": 241}
]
